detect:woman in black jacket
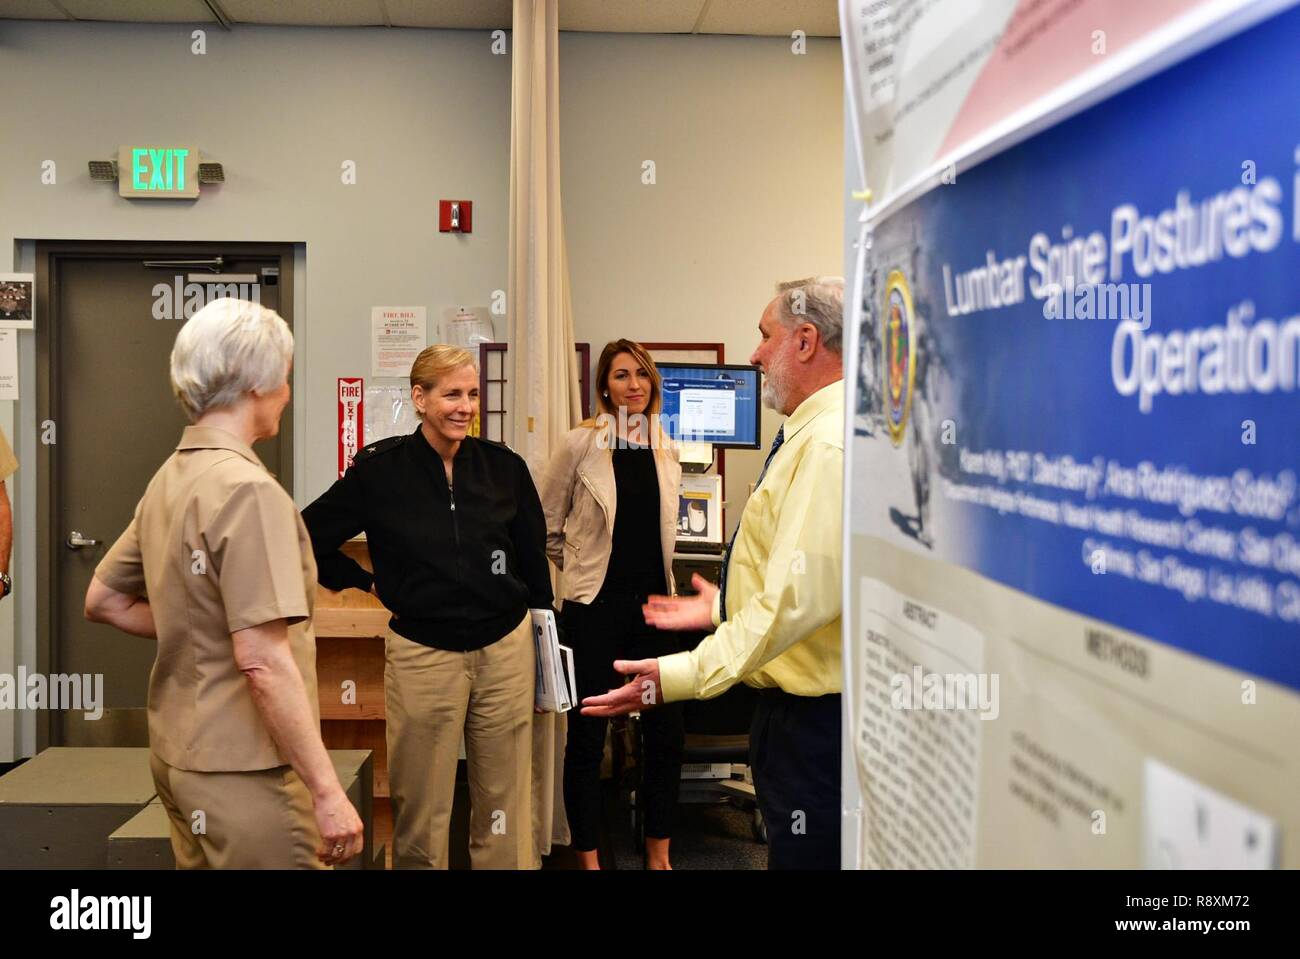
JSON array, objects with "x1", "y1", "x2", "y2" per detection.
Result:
[{"x1": 303, "y1": 344, "x2": 552, "y2": 870}]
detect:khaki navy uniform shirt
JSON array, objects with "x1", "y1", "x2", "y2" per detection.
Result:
[
  {"x1": 0, "y1": 428, "x2": 18, "y2": 481},
  {"x1": 96, "y1": 426, "x2": 320, "y2": 772}
]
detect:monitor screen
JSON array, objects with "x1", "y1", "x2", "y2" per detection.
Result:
[{"x1": 656, "y1": 363, "x2": 762, "y2": 449}]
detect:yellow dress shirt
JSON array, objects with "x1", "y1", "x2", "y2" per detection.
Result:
[{"x1": 658, "y1": 380, "x2": 844, "y2": 702}]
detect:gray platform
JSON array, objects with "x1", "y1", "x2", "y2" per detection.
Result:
[
  {"x1": 332, "y1": 749, "x2": 377, "y2": 870},
  {"x1": 0, "y1": 747, "x2": 156, "y2": 868},
  {"x1": 0, "y1": 747, "x2": 376, "y2": 870},
  {"x1": 106, "y1": 799, "x2": 173, "y2": 869}
]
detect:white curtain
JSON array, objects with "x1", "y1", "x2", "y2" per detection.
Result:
[
  {"x1": 509, "y1": 0, "x2": 581, "y2": 469},
  {"x1": 509, "y1": 0, "x2": 579, "y2": 861}
]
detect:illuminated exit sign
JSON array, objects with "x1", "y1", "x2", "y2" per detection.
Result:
[{"x1": 117, "y1": 145, "x2": 201, "y2": 199}]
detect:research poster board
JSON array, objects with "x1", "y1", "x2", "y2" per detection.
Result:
[
  {"x1": 841, "y1": 0, "x2": 1300, "y2": 868},
  {"x1": 840, "y1": 0, "x2": 1286, "y2": 214}
]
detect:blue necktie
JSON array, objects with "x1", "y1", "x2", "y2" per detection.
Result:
[{"x1": 718, "y1": 425, "x2": 785, "y2": 622}]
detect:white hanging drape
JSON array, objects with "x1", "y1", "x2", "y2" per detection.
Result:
[
  {"x1": 508, "y1": 0, "x2": 580, "y2": 862},
  {"x1": 509, "y1": 0, "x2": 581, "y2": 469}
]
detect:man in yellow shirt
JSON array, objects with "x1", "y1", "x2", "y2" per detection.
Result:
[{"x1": 582, "y1": 276, "x2": 845, "y2": 869}]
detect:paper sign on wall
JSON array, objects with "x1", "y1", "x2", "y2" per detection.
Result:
[
  {"x1": 338, "y1": 377, "x2": 363, "y2": 478},
  {"x1": 371, "y1": 306, "x2": 426, "y2": 378},
  {"x1": 441, "y1": 305, "x2": 494, "y2": 349},
  {"x1": 0, "y1": 331, "x2": 18, "y2": 400}
]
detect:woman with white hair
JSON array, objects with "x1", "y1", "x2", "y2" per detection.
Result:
[{"x1": 85, "y1": 297, "x2": 364, "y2": 869}]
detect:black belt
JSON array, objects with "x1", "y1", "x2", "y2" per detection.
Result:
[{"x1": 757, "y1": 687, "x2": 842, "y2": 703}]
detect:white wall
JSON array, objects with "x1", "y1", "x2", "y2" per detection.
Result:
[
  {"x1": 560, "y1": 32, "x2": 844, "y2": 535},
  {"x1": 0, "y1": 20, "x2": 842, "y2": 757},
  {"x1": 0, "y1": 19, "x2": 514, "y2": 505},
  {"x1": 0, "y1": 19, "x2": 513, "y2": 758}
]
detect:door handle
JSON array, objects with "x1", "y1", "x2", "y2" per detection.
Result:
[{"x1": 65, "y1": 531, "x2": 99, "y2": 550}]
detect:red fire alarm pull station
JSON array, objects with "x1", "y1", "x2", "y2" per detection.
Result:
[{"x1": 439, "y1": 200, "x2": 473, "y2": 233}]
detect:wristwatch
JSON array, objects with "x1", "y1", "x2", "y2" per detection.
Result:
[{"x1": 0, "y1": 572, "x2": 11, "y2": 598}]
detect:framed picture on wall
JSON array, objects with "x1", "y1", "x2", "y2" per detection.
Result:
[
  {"x1": 0, "y1": 274, "x2": 35, "y2": 330},
  {"x1": 677, "y1": 473, "x2": 723, "y2": 548}
]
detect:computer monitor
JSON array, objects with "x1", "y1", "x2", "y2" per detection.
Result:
[{"x1": 655, "y1": 363, "x2": 762, "y2": 449}]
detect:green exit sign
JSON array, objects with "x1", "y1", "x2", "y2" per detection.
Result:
[{"x1": 117, "y1": 145, "x2": 201, "y2": 199}]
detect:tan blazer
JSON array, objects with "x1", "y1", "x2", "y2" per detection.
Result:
[
  {"x1": 540, "y1": 420, "x2": 681, "y2": 604},
  {"x1": 96, "y1": 426, "x2": 320, "y2": 772}
]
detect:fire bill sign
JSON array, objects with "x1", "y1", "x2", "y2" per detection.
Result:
[{"x1": 338, "y1": 378, "x2": 364, "y2": 478}]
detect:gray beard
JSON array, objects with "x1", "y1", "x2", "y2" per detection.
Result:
[{"x1": 761, "y1": 367, "x2": 787, "y2": 411}]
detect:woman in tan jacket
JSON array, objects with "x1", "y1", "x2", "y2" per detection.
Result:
[{"x1": 540, "y1": 339, "x2": 683, "y2": 869}]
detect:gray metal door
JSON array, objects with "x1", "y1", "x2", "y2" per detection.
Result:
[{"x1": 35, "y1": 242, "x2": 295, "y2": 748}]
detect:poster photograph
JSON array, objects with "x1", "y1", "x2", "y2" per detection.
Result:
[
  {"x1": 677, "y1": 474, "x2": 723, "y2": 545},
  {"x1": 0, "y1": 274, "x2": 34, "y2": 330}
]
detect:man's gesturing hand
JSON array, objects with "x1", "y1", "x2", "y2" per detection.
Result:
[
  {"x1": 642, "y1": 573, "x2": 718, "y2": 632},
  {"x1": 581, "y1": 658, "x2": 662, "y2": 718}
]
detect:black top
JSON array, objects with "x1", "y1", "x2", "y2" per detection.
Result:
[
  {"x1": 302, "y1": 428, "x2": 553, "y2": 651},
  {"x1": 597, "y1": 445, "x2": 666, "y2": 599}
]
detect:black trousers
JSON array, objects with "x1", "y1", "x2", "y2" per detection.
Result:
[
  {"x1": 750, "y1": 688, "x2": 842, "y2": 869},
  {"x1": 561, "y1": 590, "x2": 685, "y2": 851}
]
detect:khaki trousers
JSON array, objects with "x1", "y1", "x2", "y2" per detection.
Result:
[
  {"x1": 385, "y1": 613, "x2": 536, "y2": 869},
  {"x1": 149, "y1": 751, "x2": 327, "y2": 870}
]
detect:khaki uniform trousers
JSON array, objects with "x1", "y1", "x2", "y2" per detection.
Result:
[
  {"x1": 149, "y1": 751, "x2": 327, "y2": 870},
  {"x1": 385, "y1": 612, "x2": 535, "y2": 869}
]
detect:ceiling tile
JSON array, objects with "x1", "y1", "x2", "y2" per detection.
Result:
[
  {"x1": 384, "y1": 0, "x2": 511, "y2": 30},
  {"x1": 560, "y1": 0, "x2": 703, "y2": 34},
  {"x1": 2, "y1": 0, "x2": 842, "y2": 35},
  {"x1": 697, "y1": 0, "x2": 840, "y2": 37},
  {"x1": 219, "y1": 0, "x2": 385, "y2": 26},
  {"x1": 56, "y1": 0, "x2": 214, "y2": 22},
  {"x1": 0, "y1": 0, "x2": 69, "y2": 20}
]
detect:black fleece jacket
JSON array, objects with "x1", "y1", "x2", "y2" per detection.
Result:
[{"x1": 302, "y1": 428, "x2": 553, "y2": 651}]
